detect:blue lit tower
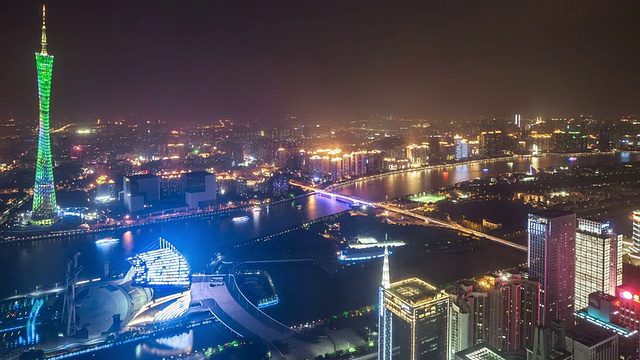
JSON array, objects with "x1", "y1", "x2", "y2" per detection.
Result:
[
  {"x1": 378, "y1": 246, "x2": 393, "y2": 359},
  {"x1": 32, "y1": 4, "x2": 58, "y2": 225}
]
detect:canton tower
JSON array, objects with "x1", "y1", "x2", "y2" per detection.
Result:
[
  {"x1": 32, "y1": 4, "x2": 57, "y2": 225},
  {"x1": 378, "y1": 247, "x2": 392, "y2": 359}
]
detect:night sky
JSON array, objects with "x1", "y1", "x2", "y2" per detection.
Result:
[{"x1": 2, "y1": 1, "x2": 640, "y2": 124}]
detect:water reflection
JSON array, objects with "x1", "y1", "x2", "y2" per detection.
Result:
[
  {"x1": 135, "y1": 330, "x2": 193, "y2": 359},
  {"x1": 122, "y1": 231, "x2": 134, "y2": 254}
]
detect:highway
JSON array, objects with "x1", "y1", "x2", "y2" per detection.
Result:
[{"x1": 290, "y1": 181, "x2": 528, "y2": 252}]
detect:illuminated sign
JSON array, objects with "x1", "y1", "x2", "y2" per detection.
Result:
[{"x1": 618, "y1": 288, "x2": 640, "y2": 303}]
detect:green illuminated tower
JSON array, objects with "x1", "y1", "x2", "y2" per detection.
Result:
[{"x1": 32, "y1": 4, "x2": 57, "y2": 225}]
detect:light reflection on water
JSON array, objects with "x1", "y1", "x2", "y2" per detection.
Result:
[
  {"x1": 1, "y1": 153, "x2": 638, "y2": 298},
  {"x1": 7, "y1": 153, "x2": 640, "y2": 359}
]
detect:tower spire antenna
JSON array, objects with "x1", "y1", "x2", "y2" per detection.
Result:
[
  {"x1": 40, "y1": 4, "x2": 48, "y2": 55},
  {"x1": 381, "y1": 246, "x2": 390, "y2": 289},
  {"x1": 377, "y1": 245, "x2": 392, "y2": 359}
]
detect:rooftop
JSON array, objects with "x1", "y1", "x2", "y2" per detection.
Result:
[
  {"x1": 387, "y1": 278, "x2": 444, "y2": 306},
  {"x1": 455, "y1": 343, "x2": 506, "y2": 360},
  {"x1": 530, "y1": 209, "x2": 575, "y2": 219},
  {"x1": 125, "y1": 173, "x2": 158, "y2": 180},
  {"x1": 183, "y1": 170, "x2": 213, "y2": 177},
  {"x1": 568, "y1": 321, "x2": 617, "y2": 347}
]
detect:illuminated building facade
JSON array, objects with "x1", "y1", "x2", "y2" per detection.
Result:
[
  {"x1": 467, "y1": 292, "x2": 489, "y2": 345},
  {"x1": 448, "y1": 297, "x2": 471, "y2": 359},
  {"x1": 386, "y1": 277, "x2": 449, "y2": 360},
  {"x1": 406, "y1": 144, "x2": 428, "y2": 165},
  {"x1": 630, "y1": 210, "x2": 640, "y2": 264},
  {"x1": 616, "y1": 286, "x2": 640, "y2": 331},
  {"x1": 454, "y1": 136, "x2": 469, "y2": 159},
  {"x1": 32, "y1": 5, "x2": 58, "y2": 225},
  {"x1": 330, "y1": 157, "x2": 342, "y2": 181},
  {"x1": 574, "y1": 219, "x2": 622, "y2": 310},
  {"x1": 455, "y1": 343, "x2": 507, "y2": 360},
  {"x1": 275, "y1": 147, "x2": 288, "y2": 168},
  {"x1": 271, "y1": 174, "x2": 290, "y2": 197},
  {"x1": 528, "y1": 210, "x2": 576, "y2": 326},
  {"x1": 479, "y1": 131, "x2": 504, "y2": 158},
  {"x1": 477, "y1": 271, "x2": 540, "y2": 351},
  {"x1": 551, "y1": 131, "x2": 588, "y2": 153},
  {"x1": 378, "y1": 247, "x2": 392, "y2": 360},
  {"x1": 128, "y1": 238, "x2": 191, "y2": 288}
]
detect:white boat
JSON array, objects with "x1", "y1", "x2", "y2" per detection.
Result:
[
  {"x1": 96, "y1": 237, "x2": 119, "y2": 245},
  {"x1": 251, "y1": 207, "x2": 261, "y2": 213},
  {"x1": 232, "y1": 216, "x2": 249, "y2": 222}
]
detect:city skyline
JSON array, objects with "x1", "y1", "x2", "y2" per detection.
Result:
[
  {"x1": 3, "y1": 2, "x2": 640, "y2": 359},
  {"x1": 2, "y1": 1, "x2": 640, "y2": 123}
]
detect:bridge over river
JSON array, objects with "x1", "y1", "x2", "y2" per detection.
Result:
[{"x1": 290, "y1": 181, "x2": 527, "y2": 252}]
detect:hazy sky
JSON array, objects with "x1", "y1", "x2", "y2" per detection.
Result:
[{"x1": 2, "y1": 1, "x2": 640, "y2": 124}]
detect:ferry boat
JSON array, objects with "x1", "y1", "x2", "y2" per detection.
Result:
[
  {"x1": 232, "y1": 216, "x2": 250, "y2": 222},
  {"x1": 95, "y1": 237, "x2": 119, "y2": 245},
  {"x1": 338, "y1": 248, "x2": 387, "y2": 262},
  {"x1": 251, "y1": 206, "x2": 261, "y2": 213},
  {"x1": 296, "y1": 205, "x2": 303, "y2": 209}
]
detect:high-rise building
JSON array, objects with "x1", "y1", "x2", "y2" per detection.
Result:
[
  {"x1": 454, "y1": 136, "x2": 469, "y2": 159},
  {"x1": 406, "y1": 144, "x2": 428, "y2": 165},
  {"x1": 515, "y1": 114, "x2": 521, "y2": 128},
  {"x1": 520, "y1": 279, "x2": 541, "y2": 349},
  {"x1": 455, "y1": 343, "x2": 507, "y2": 360},
  {"x1": 123, "y1": 174, "x2": 160, "y2": 212},
  {"x1": 32, "y1": 5, "x2": 58, "y2": 225},
  {"x1": 449, "y1": 297, "x2": 471, "y2": 358},
  {"x1": 527, "y1": 320, "x2": 573, "y2": 360},
  {"x1": 180, "y1": 171, "x2": 216, "y2": 208},
  {"x1": 551, "y1": 131, "x2": 587, "y2": 153},
  {"x1": 479, "y1": 131, "x2": 504, "y2": 158},
  {"x1": 574, "y1": 219, "x2": 622, "y2": 310},
  {"x1": 275, "y1": 147, "x2": 288, "y2": 168},
  {"x1": 378, "y1": 247, "x2": 392, "y2": 360},
  {"x1": 528, "y1": 210, "x2": 576, "y2": 327},
  {"x1": 566, "y1": 322, "x2": 618, "y2": 360},
  {"x1": 386, "y1": 278, "x2": 449, "y2": 360},
  {"x1": 467, "y1": 291, "x2": 489, "y2": 345},
  {"x1": 629, "y1": 210, "x2": 640, "y2": 265},
  {"x1": 330, "y1": 157, "x2": 343, "y2": 182}
]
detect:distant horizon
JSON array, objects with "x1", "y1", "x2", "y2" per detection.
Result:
[{"x1": 2, "y1": 1, "x2": 640, "y2": 124}]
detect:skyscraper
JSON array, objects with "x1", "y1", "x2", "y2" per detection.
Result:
[
  {"x1": 629, "y1": 210, "x2": 640, "y2": 265},
  {"x1": 574, "y1": 218, "x2": 622, "y2": 310},
  {"x1": 527, "y1": 210, "x2": 576, "y2": 327},
  {"x1": 378, "y1": 247, "x2": 393, "y2": 360},
  {"x1": 32, "y1": 5, "x2": 58, "y2": 225},
  {"x1": 385, "y1": 278, "x2": 449, "y2": 360}
]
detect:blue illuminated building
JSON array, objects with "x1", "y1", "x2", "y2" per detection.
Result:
[
  {"x1": 378, "y1": 247, "x2": 393, "y2": 360},
  {"x1": 127, "y1": 238, "x2": 191, "y2": 288}
]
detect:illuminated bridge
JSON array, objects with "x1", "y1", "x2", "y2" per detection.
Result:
[{"x1": 290, "y1": 182, "x2": 527, "y2": 252}]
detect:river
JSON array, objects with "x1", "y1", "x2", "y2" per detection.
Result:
[{"x1": 3, "y1": 152, "x2": 639, "y2": 359}]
